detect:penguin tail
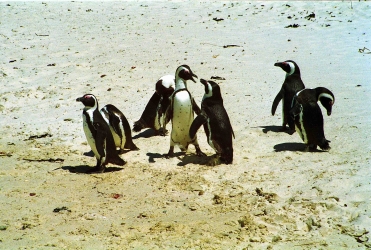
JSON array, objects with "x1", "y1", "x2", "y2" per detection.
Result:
[
  {"x1": 133, "y1": 119, "x2": 145, "y2": 132},
  {"x1": 109, "y1": 155, "x2": 127, "y2": 166},
  {"x1": 221, "y1": 148, "x2": 233, "y2": 164},
  {"x1": 124, "y1": 140, "x2": 139, "y2": 151}
]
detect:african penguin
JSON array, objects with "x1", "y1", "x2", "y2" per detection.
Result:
[
  {"x1": 100, "y1": 104, "x2": 139, "y2": 153},
  {"x1": 189, "y1": 79, "x2": 235, "y2": 165},
  {"x1": 133, "y1": 75, "x2": 175, "y2": 135},
  {"x1": 163, "y1": 65, "x2": 205, "y2": 158},
  {"x1": 76, "y1": 94, "x2": 126, "y2": 173},
  {"x1": 289, "y1": 87, "x2": 335, "y2": 151},
  {"x1": 272, "y1": 60, "x2": 305, "y2": 132}
]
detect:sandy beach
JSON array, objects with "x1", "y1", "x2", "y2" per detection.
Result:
[{"x1": 1, "y1": 1, "x2": 371, "y2": 249}]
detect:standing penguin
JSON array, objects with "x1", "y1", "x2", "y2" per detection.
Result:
[
  {"x1": 272, "y1": 60, "x2": 305, "y2": 132},
  {"x1": 163, "y1": 65, "x2": 205, "y2": 158},
  {"x1": 189, "y1": 79, "x2": 235, "y2": 165},
  {"x1": 76, "y1": 94, "x2": 126, "y2": 173},
  {"x1": 133, "y1": 75, "x2": 175, "y2": 135},
  {"x1": 289, "y1": 87, "x2": 335, "y2": 151},
  {"x1": 100, "y1": 104, "x2": 139, "y2": 153}
]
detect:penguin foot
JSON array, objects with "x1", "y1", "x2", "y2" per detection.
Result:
[
  {"x1": 319, "y1": 139, "x2": 331, "y2": 151},
  {"x1": 164, "y1": 147, "x2": 175, "y2": 159},
  {"x1": 195, "y1": 146, "x2": 206, "y2": 157},
  {"x1": 207, "y1": 156, "x2": 221, "y2": 166},
  {"x1": 279, "y1": 125, "x2": 288, "y2": 132},
  {"x1": 304, "y1": 144, "x2": 318, "y2": 152},
  {"x1": 158, "y1": 128, "x2": 168, "y2": 136}
]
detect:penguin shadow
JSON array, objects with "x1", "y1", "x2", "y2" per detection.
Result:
[
  {"x1": 83, "y1": 151, "x2": 95, "y2": 157},
  {"x1": 177, "y1": 154, "x2": 214, "y2": 167},
  {"x1": 132, "y1": 129, "x2": 159, "y2": 139},
  {"x1": 258, "y1": 125, "x2": 295, "y2": 135},
  {"x1": 146, "y1": 152, "x2": 183, "y2": 163},
  {"x1": 61, "y1": 165, "x2": 123, "y2": 174},
  {"x1": 274, "y1": 142, "x2": 305, "y2": 152},
  {"x1": 273, "y1": 142, "x2": 328, "y2": 153}
]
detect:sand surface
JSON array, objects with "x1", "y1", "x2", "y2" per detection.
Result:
[{"x1": 1, "y1": 1, "x2": 371, "y2": 249}]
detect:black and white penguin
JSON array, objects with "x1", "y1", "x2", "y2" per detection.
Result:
[
  {"x1": 163, "y1": 65, "x2": 205, "y2": 157},
  {"x1": 100, "y1": 104, "x2": 139, "y2": 153},
  {"x1": 289, "y1": 87, "x2": 335, "y2": 151},
  {"x1": 272, "y1": 60, "x2": 305, "y2": 131},
  {"x1": 76, "y1": 94, "x2": 126, "y2": 173},
  {"x1": 189, "y1": 79, "x2": 235, "y2": 165},
  {"x1": 133, "y1": 75, "x2": 175, "y2": 135}
]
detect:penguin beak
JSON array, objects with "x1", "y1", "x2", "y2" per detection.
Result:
[
  {"x1": 190, "y1": 73, "x2": 198, "y2": 83},
  {"x1": 274, "y1": 62, "x2": 283, "y2": 68},
  {"x1": 76, "y1": 97, "x2": 82, "y2": 102},
  {"x1": 200, "y1": 79, "x2": 207, "y2": 86}
]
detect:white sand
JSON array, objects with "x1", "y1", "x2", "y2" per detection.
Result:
[{"x1": 1, "y1": 1, "x2": 371, "y2": 249}]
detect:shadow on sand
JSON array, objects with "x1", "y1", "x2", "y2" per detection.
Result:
[
  {"x1": 146, "y1": 152, "x2": 214, "y2": 166},
  {"x1": 58, "y1": 165, "x2": 123, "y2": 174},
  {"x1": 257, "y1": 125, "x2": 295, "y2": 135},
  {"x1": 274, "y1": 142, "x2": 326, "y2": 153},
  {"x1": 133, "y1": 129, "x2": 162, "y2": 139}
]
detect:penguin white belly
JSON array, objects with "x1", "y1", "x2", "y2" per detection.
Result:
[
  {"x1": 296, "y1": 110, "x2": 308, "y2": 143},
  {"x1": 109, "y1": 126, "x2": 122, "y2": 148},
  {"x1": 116, "y1": 123, "x2": 126, "y2": 148},
  {"x1": 171, "y1": 91, "x2": 194, "y2": 147},
  {"x1": 82, "y1": 114, "x2": 100, "y2": 159},
  {"x1": 100, "y1": 110, "x2": 126, "y2": 149},
  {"x1": 207, "y1": 119, "x2": 217, "y2": 151},
  {"x1": 154, "y1": 108, "x2": 161, "y2": 131}
]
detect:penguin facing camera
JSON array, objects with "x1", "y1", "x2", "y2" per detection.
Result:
[
  {"x1": 163, "y1": 65, "x2": 205, "y2": 158},
  {"x1": 189, "y1": 79, "x2": 235, "y2": 165},
  {"x1": 272, "y1": 60, "x2": 305, "y2": 132},
  {"x1": 76, "y1": 94, "x2": 126, "y2": 173},
  {"x1": 289, "y1": 87, "x2": 335, "y2": 151},
  {"x1": 133, "y1": 75, "x2": 175, "y2": 136}
]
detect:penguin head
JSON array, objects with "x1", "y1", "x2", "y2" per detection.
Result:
[
  {"x1": 274, "y1": 60, "x2": 300, "y2": 76},
  {"x1": 200, "y1": 79, "x2": 222, "y2": 100},
  {"x1": 155, "y1": 75, "x2": 175, "y2": 97},
  {"x1": 175, "y1": 65, "x2": 198, "y2": 83},
  {"x1": 316, "y1": 87, "x2": 335, "y2": 116},
  {"x1": 76, "y1": 94, "x2": 98, "y2": 108}
]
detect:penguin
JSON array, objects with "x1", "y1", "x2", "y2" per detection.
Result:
[
  {"x1": 76, "y1": 94, "x2": 126, "y2": 173},
  {"x1": 100, "y1": 104, "x2": 139, "y2": 153},
  {"x1": 163, "y1": 65, "x2": 205, "y2": 158},
  {"x1": 189, "y1": 79, "x2": 235, "y2": 165},
  {"x1": 289, "y1": 87, "x2": 335, "y2": 151},
  {"x1": 133, "y1": 75, "x2": 175, "y2": 135},
  {"x1": 272, "y1": 60, "x2": 305, "y2": 132}
]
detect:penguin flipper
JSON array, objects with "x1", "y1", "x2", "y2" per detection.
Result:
[
  {"x1": 108, "y1": 111, "x2": 123, "y2": 138},
  {"x1": 189, "y1": 114, "x2": 207, "y2": 139},
  {"x1": 271, "y1": 89, "x2": 283, "y2": 115},
  {"x1": 163, "y1": 100, "x2": 173, "y2": 125},
  {"x1": 191, "y1": 97, "x2": 201, "y2": 115},
  {"x1": 93, "y1": 122, "x2": 107, "y2": 159}
]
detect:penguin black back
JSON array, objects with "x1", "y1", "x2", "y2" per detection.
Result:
[
  {"x1": 77, "y1": 94, "x2": 126, "y2": 173},
  {"x1": 133, "y1": 75, "x2": 175, "y2": 135},
  {"x1": 290, "y1": 87, "x2": 335, "y2": 151},
  {"x1": 190, "y1": 79, "x2": 234, "y2": 164},
  {"x1": 101, "y1": 104, "x2": 138, "y2": 151},
  {"x1": 272, "y1": 60, "x2": 305, "y2": 131}
]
